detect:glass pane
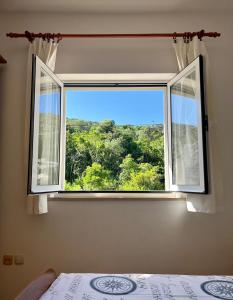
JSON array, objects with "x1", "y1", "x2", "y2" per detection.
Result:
[
  {"x1": 171, "y1": 67, "x2": 200, "y2": 186},
  {"x1": 37, "y1": 69, "x2": 61, "y2": 185}
]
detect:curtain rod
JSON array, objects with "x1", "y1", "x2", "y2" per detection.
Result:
[
  {"x1": 0, "y1": 54, "x2": 7, "y2": 64},
  {"x1": 6, "y1": 30, "x2": 221, "y2": 42}
]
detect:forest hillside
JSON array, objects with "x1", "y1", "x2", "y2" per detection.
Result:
[{"x1": 65, "y1": 119, "x2": 165, "y2": 191}]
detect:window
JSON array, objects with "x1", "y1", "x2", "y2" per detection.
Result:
[{"x1": 28, "y1": 55, "x2": 208, "y2": 195}]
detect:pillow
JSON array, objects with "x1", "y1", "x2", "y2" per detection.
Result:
[{"x1": 15, "y1": 269, "x2": 57, "y2": 300}]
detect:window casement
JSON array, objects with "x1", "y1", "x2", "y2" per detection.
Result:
[
  {"x1": 167, "y1": 56, "x2": 208, "y2": 193},
  {"x1": 28, "y1": 55, "x2": 65, "y2": 194},
  {"x1": 28, "y1": 54, "x2": 208, "y2": 196}
]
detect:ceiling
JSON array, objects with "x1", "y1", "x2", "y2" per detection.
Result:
[{"x1": 0, "y1": 0, "x2": 232, "y2": 14}]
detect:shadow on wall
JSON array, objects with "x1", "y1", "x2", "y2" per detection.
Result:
[{"x1": 0, "y1": 65, "x2": 7, "y2": 171}]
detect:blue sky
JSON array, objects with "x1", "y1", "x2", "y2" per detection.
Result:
[
  {"x1": 66, "y1": 90, "x2": 164, "y2": 125},
  {"x1": 39, "y1": 89, "x2": 198, "y2": 126}
]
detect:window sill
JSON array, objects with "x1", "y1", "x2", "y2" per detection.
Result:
[{"x1": 49, "y1": 192, "x2": 187, "y2": 200}]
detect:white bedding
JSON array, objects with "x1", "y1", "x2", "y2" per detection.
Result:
[{"x1": 40, "y1": 273, "x2": 233, "y2": 300}]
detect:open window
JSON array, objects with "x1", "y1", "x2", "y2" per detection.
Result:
[
  {"x1": 167, "y1": 55, "x2": 208, "y2": 193},
  {"x1": 28, "y1": 55, "x2": 208, "y2": 195},
  {"x1": 64, "y1": 86, "x2": 166, "y2": 192},
  {"x1": 28, "y1": 55, "x2": 65, "y2": 194}
]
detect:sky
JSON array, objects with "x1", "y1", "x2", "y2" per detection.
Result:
[
  {"x1": 65, "y1": 90, "x2": 164, "y2": 125},
  {"x1": 39, "y1": 89, "x2": 199, "y2": 126}
]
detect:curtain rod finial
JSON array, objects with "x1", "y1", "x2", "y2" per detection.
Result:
[
  {"x1": 6, "y1": 32, "x2": 13, "y2": 38},
  {"x1": 214, "y1": 32, "x2": 221, "y2": 37},
  {"x1": 0, "y1": 54, "x2": 7, "y2": 64}
]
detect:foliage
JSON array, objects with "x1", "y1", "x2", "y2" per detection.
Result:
[
  {"x1": 65, "y1": 119, "x2": 165, "y2": 191},
  {"x1": 82, "y1": 163, "x2": 116, "y2": 190},
  {"x1": 118, "y1": 158, "x2": 163, "y2": 191}
]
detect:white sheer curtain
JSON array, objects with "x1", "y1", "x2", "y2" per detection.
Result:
[
  {"x1": 26, "y1": 38, "x2": 59, "y2": 215},
  {"x1": 37, "y1": 72, "x2": 60, "y2": 187},
  {"x1": 173, "y1": 36, "x2": 224, "y2": 213},
  {"x1": 171, "y1": 66, "x2": 199, "y2": 187}
]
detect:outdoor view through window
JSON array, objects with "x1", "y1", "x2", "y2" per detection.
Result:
[{"x1": 65, "y1": 88, "x2": 165, "y2": 191}]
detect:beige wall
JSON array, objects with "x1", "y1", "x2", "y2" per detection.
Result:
[{"x1": 0, "y1": 11, "x2": 233, "y2": 300}]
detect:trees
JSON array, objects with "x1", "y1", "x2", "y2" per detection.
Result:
[
  {"x1": 118, "y1": 155, "x2": 163, "y2": 191},
  {"x1": 65, "y1": 118, "x2": 165, "y2": 191},
  {"x1": 118, "y1": 154, "x2": 138, "y2": 183},
  {"x1": 97, "y1": 119, "x2": 116, "y2": 134},
  {"x1": 82, "y1": 163, "x2": 115, "y2": 190},
  {"x1": 65, "y1": 131, "x2": 91, "y2": 183}
]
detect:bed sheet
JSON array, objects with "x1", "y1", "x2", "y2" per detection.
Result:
[{"x1": 39, "y1": 273, "x2": 233, "y2": 300}]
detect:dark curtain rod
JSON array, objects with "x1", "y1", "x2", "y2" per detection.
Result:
[{"x1": 6, "y1": 29, "x2": 221, "y2": 42}]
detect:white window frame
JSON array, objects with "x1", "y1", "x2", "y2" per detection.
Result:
[
  {"x1": 28, "y1": 55, "x2": 65, "y2": 193},
  {"x1": 56, "y1": 73, "x2": 175, "y2": 198},
  {"x1": 167, "y1": 56, "x2": 207, "y2": 193}
]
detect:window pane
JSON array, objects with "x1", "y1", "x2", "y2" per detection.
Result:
[
  {"x1": 65, "y1": 89, "x2": 165, "y2": 192},
  {"x1": 37, "y1": 70, "x2": 61, "y2": 185},
  {"x1": 171, "y1": 68, "x2": 200, "y2": 186}
]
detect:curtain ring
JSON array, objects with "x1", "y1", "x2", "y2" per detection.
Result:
[
  {"x1": 173, "y1": 32, "x2": 177, "y2": 43},
  {"x1": 198, "y1": 29, "x2": 205, "y2": 41},
  {"x1": 25, "y1": 31, "x2": 35, "y2": 43},
  {"x1": 56, "y1": 33, "x2": 63, "y2": 43},
  {"x1": 40, "y1": 32, "x2": 46, "y2": 41},
  {"x1": 46, "y1": 33, "x2": 51, "y2": 42},
  {"x1": 185, "y1": 32, "x2": 190, "y2": 43},
  {"x1": 49, "y1": 34, "x2": 55, "y2": 43},
  {"x1": 187, "y1": 33, "x2": 191, "y2": 43},
  {"x1": 183, "y1": 33, "x2": 188, "y2": 43}
]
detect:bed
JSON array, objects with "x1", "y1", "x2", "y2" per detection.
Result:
[{"x1": 15, "y1": 271, "x2": 233, "y2": 300}]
